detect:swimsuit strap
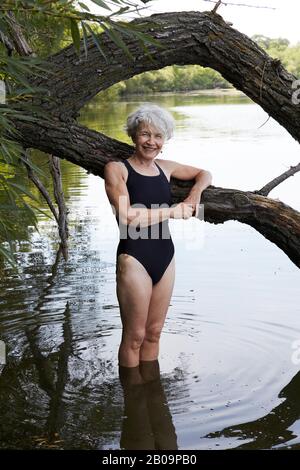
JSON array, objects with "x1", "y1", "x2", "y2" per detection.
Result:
[
  {"x1": 154, "y1": 161, "x2": 163, "y2": 176},
  {"x1": 123, "y1": 159, "x2": 131, "y2": 170},
  {"x1": 124, "y1": 159, "x2": 162, "y2": 177}
]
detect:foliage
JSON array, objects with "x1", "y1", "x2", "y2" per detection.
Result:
[
  {"x1": 0, "y1": 0, "x2": 157, "y2": 268},
  {"x1": 1, "y1": 2, "x2": 299, "y2": 269},
  {"x1": 118, "y1": 65, "x2": 231, "y2": 95},
  {"x1": 252, "y1": 34, "x2": 300, "y2": 77}
]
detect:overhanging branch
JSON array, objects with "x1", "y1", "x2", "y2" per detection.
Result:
[
  {"x1": 14, "y1": 117, "x2": 300, "y2": 268},
  {"x1": 30, "y1": 11, "x2": 300, "y2": 145},
  {"x1": 7, "y1": 10, "x2": 300, "y2": 268}
]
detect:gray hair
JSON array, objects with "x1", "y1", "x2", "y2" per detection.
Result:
[{"x1": 125, "y1": 103, "x2": 175, "y2": 141}]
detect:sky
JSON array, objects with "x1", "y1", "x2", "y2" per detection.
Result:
[{"x1": 85, "y1": 0, "x2": 300, "y2": 45}]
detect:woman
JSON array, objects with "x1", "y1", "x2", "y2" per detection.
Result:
[{"x1": 104, "y1": 103, "x2": 212, "y2": 370}]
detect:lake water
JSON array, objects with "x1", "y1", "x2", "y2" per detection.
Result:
[{"x1": 0, "y1": 92, "x2": 300, "y2": 450}]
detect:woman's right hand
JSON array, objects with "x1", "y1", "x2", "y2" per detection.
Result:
[{"x1": 170, "y1": 202, "x2": 194, "y2": 219}]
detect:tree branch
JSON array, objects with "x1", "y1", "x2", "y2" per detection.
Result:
[
  {"x1": 255, "y1": 162, "x2": 300, "y2": 196},
  {"x1": 6, "y1": 10, "x2": 300, "y2": 268},
  {"x1": 48, "y1": 154, "x2": 69, "y2": 260},
  {"x1": 22, "y1": 150, "x2": 59, "y2": 223},
  {"x1": 5, "y1": 10, "x2": 35, "y2": 56},
  {"x1": 0, "y1": 27, "x2": 14, "y2": 54},
  {"x1": 4, "y1": 10, "x2": 69, "y2": 257},
  {"x1": 13, "y1": 117, "x2": 300, "y2": 268},
  {"x1": 27, "y1": 11, "x2": 300, "y2": 147}
]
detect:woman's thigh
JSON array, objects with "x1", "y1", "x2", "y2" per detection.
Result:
[
  {"x1": 146, "y1": 256, "x2": 175, "y2": 331},
  {"x1": 116, "y1": 254, "x2": 153, "y2": 334}
]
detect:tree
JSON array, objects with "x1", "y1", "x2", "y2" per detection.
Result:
[
  {"x1": 0, "y1": 0, "x2": 157, "y2": 267},
  {"x1": 1, "y1": 5, "x2": 300, "y2": 269}
]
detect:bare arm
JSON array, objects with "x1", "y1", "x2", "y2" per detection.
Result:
[{"x1": 161, "y1": 159, "x2": 212, "y2": 211}]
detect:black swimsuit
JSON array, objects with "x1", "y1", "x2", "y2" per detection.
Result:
[{"x1": 115, "y1": 159, "x2": 175, "y2": 285}]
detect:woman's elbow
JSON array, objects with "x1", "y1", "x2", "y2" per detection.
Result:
[
  {"x1": 118, "y1": 212, "x2": 131, "y2": 226},
  {"x1": 118, "y1": 209, "x2": 134, "y2": 226},
  {"x1": 206, "y1": 170, "x2": 213, "y2": 186}
]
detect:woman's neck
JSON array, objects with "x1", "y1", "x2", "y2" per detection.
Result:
[{"x1": 131, "y1": 153, "x2": 156, "y2": 169}]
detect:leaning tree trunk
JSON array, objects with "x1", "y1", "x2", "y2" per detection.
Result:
[{"x1": 9, "y1": 10, "x2": 300, "y2": 267}]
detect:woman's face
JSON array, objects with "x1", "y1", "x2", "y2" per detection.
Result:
[{"x1": 133, "y1": 122, "x2": 165, "y2": 160}]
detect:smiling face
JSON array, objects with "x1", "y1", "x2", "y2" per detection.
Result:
[{"x1": 132, "y1": 122, "x2": 165, "y2": 160}]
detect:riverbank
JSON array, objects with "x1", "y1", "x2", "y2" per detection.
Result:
[{"x1": 120, "y1": 88, "x2": 246, "y2": 98}]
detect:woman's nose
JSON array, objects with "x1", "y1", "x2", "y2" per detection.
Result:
[{"x1": 147, "y1": 135, "x2": 155, "y2": 144}]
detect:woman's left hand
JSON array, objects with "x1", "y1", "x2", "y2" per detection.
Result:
[{"x1": 183, "y1": 191, "x2": 202, "y2": 217}]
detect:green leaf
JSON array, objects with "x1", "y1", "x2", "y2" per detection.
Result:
[
  {"x1": 101, "y1": 22, "x2": 133, "y2": 60},
  {"x1": 0, "y1": 143, "x2": 13, "y2": 164},
  {"x1": 84, "y1": 22, "x2": 108, "y2": 63},
  {"x1": 70, "y1": 18, "x2": 81, "y2": 56},
  {"x1": 109, "y1": 6, "x2": 130, "y2": 17},
  {"x1": 78, "y1": 1, "x2": 90, "y2": 11},
  {"x1": 8, "y1": 182, "x2": 41, "y2": 203},
  {"x1": 81, "y1": 21, "x2": 89, "y2": 60},
  {"x1": 0, "y1": 244, "x2": 17, "y2": 268},
  {"x1": 130, "y1": 30, "x2": 164, "y2": 49},
  {"x1": 23, "y1": 200, "x2": 53, "y2": 222},
  {"x1": 90, "y1": 0, "x2": 112, "y2": 11}
]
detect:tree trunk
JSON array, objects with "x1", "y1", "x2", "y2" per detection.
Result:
[{"x1": 9, "y1": 11, "x2": 300, "y2": 268}]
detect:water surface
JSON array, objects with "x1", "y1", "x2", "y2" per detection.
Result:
[{"x1": 0, "y1": 92, "x2": 299, "y2": 450}]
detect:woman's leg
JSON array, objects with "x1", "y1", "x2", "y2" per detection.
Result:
[
  {"x1": 116, "y1": 254, "x2": 153, "y2": 367},
  {"x1": 140, "y1": 256, "x2": 175, "y2": 361}
]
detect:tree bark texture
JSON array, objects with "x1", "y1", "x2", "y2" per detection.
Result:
[{"x1": 9, "y1": 11, "x2": 300, "y2": 267}]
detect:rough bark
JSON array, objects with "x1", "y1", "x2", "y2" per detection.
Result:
[
  {"x1": 4, "y1": 11, "x2": 69, "y2": 255},
  {"x1": 31, "y1": 11, "x2": 300, "y2": 145},
  {"x1": 48, "y1": 155, "x2": 69, "y2": 260},
  {"x1": 8, "y1": 11, "x2": 300, "y2": 268},
  {"x1": 14, "y1": 118, "x2": 300, "y2": 268},
  {"x1": 5, "y1": 11, "x2": 35, "y2": 56}
]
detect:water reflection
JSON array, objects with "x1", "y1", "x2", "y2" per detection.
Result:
[
  {"x1": 204, "y1": 370, "x2": 300, "y2": 449},
  {"x1": 1, "y1": 93, "x2": 300, "y2": 450},
  {"x1": 119, "y1": 361, "x2": 177, "y2": 450}
]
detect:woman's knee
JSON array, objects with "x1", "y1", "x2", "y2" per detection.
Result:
[
  {"x1": 122, "y1": 329, "x2": 146, "y2": 350},
  {"x1": 144, "y1": 325, "x2": 162, "y2": 344}
]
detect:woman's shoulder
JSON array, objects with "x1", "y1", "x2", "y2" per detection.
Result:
[
  {"x1": 156, "y1": 158, "x2": 174, "y2": 169},
  {"x1": 104, "y1": 160, "x2": 129, "y2": 182},
  {"x1": 155, "y1": 158, "x2": 173, "y2": 181}
]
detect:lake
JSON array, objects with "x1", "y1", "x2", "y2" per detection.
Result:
[{"x1": 0, "y1": 91, "x2": 300, "y2": 450}]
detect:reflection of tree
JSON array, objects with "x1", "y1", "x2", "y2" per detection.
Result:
[
  {"x1": 0, "y1": 244, "x2": 184, "y2": 449},
  {"x1": 24, "y1": 247, "x2": 74, "y2": 444},
  {"x1": 25, "y1": 302, "x2": 72, "y2": 442},
  {"x1": 0, "y1": 247, "x2": 72, "y2": 448},
  {"x1": 119, "y1": 360, "x2": 177, "y2": 450},
  {"x1": 203, "y1": 371, "x2": 300, "y2": 449}
]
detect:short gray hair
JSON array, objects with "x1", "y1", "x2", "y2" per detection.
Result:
[{"x1": 125, "y1": 103, "x2": 175, "y2": 141}]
